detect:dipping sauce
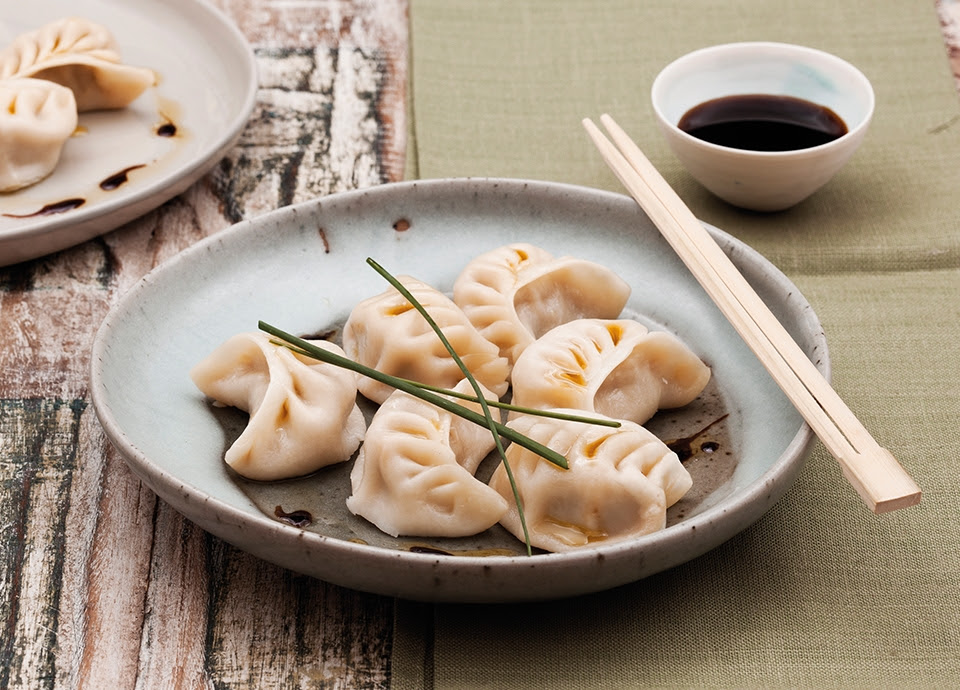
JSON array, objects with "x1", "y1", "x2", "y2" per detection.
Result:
[
  {"x1": 2, "y1": 198, "x2": 85, "y2": 218},
  {"x1": 274, "y1": 505, "x2": 313, "y2": 527},
  {"x1": 99, "y1": 164, "x2": 147, "y2": 191},
  {"x1": 677, "y1": 94, "x2": 847, "y2": 152}
]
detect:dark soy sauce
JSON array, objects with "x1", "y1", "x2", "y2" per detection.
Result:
[
  {"x1": 665, "y1": 414, "x2": 728, "y2": 463},
  {"x1": 2, "y1": 198, "x2": 85, "y2": 218},
  {"x1": 677, "y1": 94, "x2": 848, "y2": 151},
  {"x1": 99, "y1": 164, "x2": 147, "y2": 191},
  {"x1": 274, "y1": 505, "x2": 313, "y2": 527}
]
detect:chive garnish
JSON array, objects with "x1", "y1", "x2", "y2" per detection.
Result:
[
  {"x1": 259, "y1": 257, "x2": 615, "y2": 556},
  {"x1": 259, "y1": 322, "x2": 569, "y2": 469},
  {"x1": 380, "y1": 377, "x2": 621, "y2": 427},
  {"x1": 276, "y1": 338, "x2": 619, "y2": 428},
  {"x1": 261, "y1": 320, "x2": 551, "y2": 555},
  {"x1": 365, "y1": 257, "x2": 536, "y2": 553}
]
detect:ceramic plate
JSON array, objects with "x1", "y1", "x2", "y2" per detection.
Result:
[
  {"x1": 91, "y1": 178, "x2": 828, "y2": 602},
  {"x1": 0, "y1": 0, "x2": 257, "y2": 266}
]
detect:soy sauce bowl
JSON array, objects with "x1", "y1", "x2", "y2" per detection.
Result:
[{"x1": 651, "y1": 42, "x2": 874, "y2": 212}]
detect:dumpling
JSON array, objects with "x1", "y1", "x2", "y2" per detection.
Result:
[
  {"x1": 347, "y1": 379, "x2": 509, "y2": 537},
  {"x1": 452, "y1": 243, "x2": 632, "y2": 367},
  {"x1": 0, "y1": 78, "x2": 78, "y2": 192},
  {"x1": 0, "y1": 17, "x2": 155, "y2": 111},
  {"x1": 342, "y1": 275, "x2": 510, "y2": 404},
  {"x1": 510, "y1": 319, "x2": 711, "y2": 425},
  {"x1": 190, "y1": 332, "x2": 365, "y2": 481},
  {"x1": 489, "y1": 412, "x2": 692, "y2": 552}
]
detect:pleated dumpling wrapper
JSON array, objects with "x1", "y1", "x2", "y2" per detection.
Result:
[
  {"x1": 342, "y1": 275, "x2": 510, "y2": 404},
  {"x1": 453, "y1": 243, "x2": 631, "y2": 368},
  {"x1": 347, "y1": 379, "x2": 509, "y2": 538},
  {"x1": 0, "y1": 17, "x2": 155, "y2": 111},
  {"x1": 0, "y1": 78, "x2": 78, "y2": 191},
  {"x1": 190, "y1": 332, "x2": 365, "y2": 481},
  {"x1": 510, "y1": 318, "x2": 711, "y2": 426},
  {"x1": 489, "y1": 412, "x2": 692, "y2": 552}
]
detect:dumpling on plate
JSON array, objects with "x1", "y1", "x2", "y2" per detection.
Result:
[
  {"x1": 452, "y1": 243, "x2": 631, "y2": 367},
  {"x1": 190, "y1": 332, "x2": 365, "y2": 482},
  {"x1": 0, "y1": 78, "x2": 78, "y2": 192},
  {"x1": 510, "y1": 318, "x2": 711, "y2": 426},
  {"x1": 0, "y1": 17, "x2": 156, "y2": 111},
  {"x1": 342, "y1": 275, "x2": 510, "y2": 404},
  {"x1": 488, "y1": 412, "x2": 692, "y2": 552},
  {"x1": 347, "y1": 379, "x2": 509, "y2": 538}
]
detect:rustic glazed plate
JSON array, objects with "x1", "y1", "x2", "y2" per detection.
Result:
[
  {"x1": 90, "y1": 178, "x2": 829, "y2": 602},
  {"x1": 0, "y1": 0, "x2": 257, "y2": 266}
]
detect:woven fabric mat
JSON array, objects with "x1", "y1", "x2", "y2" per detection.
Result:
[{"x1": 395, "y1": 1, "x2": 960, "y2": 686}]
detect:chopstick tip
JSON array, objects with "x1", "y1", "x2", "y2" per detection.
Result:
[{"x1": 871, "y1": 490, "x2": 922, "y2": 514}]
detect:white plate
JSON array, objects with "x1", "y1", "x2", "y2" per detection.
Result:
[
  {"x1": 91, "y1": 178, "x2": 828, "y2": 602},
  {"x1": 0, "y1": 0, "x2": 257, "y2": 266}
]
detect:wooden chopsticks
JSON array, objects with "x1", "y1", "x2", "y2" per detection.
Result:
[{"x1": 583, "y1": 114, "x2": 921, "y2": 514}]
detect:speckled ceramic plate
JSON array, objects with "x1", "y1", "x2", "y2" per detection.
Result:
[
  {"x1": 0, "y1": 0, "x2": 257, "y2": 266},
  {"x1": 90, "y1": 178, "x2": 829, "y2": 602}
]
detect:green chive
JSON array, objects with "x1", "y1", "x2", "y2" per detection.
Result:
[
  {"x1": 277, "y1": 339, "x2": 618, "y2": 428},
  {"x1": 366, "y1": 258, "x2": 541, "y2": 553},
  {"x1": 260, "y1": 322, "x2": 570, "y2": 470}
]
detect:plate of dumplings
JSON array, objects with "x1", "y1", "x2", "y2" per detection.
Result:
[
  {"x1": 91, "y1": 178, "x2": 830, "y2": 602},
  {"x1": 0, "y1": 0, "x2": 257, "y2": 266}
]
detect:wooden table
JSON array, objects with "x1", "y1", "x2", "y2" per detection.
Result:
[{"x1": 1, "y1": 1, "x2": 956, "y2": 686}]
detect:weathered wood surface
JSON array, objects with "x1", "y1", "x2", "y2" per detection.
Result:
[
  {"x1": 2, "y1": 1, "x2": 959, "y2": 688},
  {"x1": 0, "y1": 0, "x2": 406, "y2": 687}
]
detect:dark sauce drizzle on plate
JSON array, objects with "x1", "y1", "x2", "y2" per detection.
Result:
[
  {"x1": 274, "y1": 505, "x2": 314, "y2": 528},
  {"x1": 99, "y1": 164, "x2": 147, "y2": 191},
  {"x1": 666, "y1": 414, "x2": 729, "y2": 463},
  {"x1": 3, "y1": 117, "x2": 180, "y2": 219},
  {"x1": 3, "y1": 198, "x2": 86, "y2": 218}
]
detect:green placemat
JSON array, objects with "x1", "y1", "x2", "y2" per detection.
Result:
[
  {"x1": 392, "y1": 268, "x2": 960, "y2": 689},
  {"x1": 406, "y1": 0, "x2": 960, "y2": 274},
  {"x1": 397, "y1": 1, "x2": 960, "y2": 687}
]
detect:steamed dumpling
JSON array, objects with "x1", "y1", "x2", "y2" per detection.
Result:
[
  {"x1": 452, "y1": 243, "x2": 632, "y2": 367},
  {"x1": 489, "y1": 412, "x2": 692, "y2": 552},
  {"x1": 0, "y1": 17, "x2": 155, "y2": 111},
  {"x1": 347, "y1": 379, "x2": 509, "y2": 537},
  {"x1": 0, "y1": 78, "x2": 78, "y2": 191},
  {"x1": 342, "y1": 275, "x2": 510, "y2": 404},
  {"x1": 190, "y1": 332, "x2": 365, "y2": 481},
  {"x1": 510, "y1": 319, "x2": 711, "y2": 426}
]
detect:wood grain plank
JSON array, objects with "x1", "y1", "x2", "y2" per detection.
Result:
[
  {"x1": 204, "y1": 544, "x2": 392, "y2": 689},
  {"x1": 0, "y1": 1, "x2": 407, "y2": 688},
  {"x1": 134, "y1": 502, "x2": 215, "y2": 690},
  {"x1": 0, "y1": 399, "x2": 85, "y2": 688},
  {"x1": 0, "y1": 247, "x2": 113, "y2": 399},
  {"x1": 54, "y1": 410, "x2": 152, "y2": 689}
]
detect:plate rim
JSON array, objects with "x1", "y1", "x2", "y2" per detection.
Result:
[{"x1": 90, "y1": 177, "x2": 828, "y2": 602}]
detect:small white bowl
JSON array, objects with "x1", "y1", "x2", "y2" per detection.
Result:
[{"x1": 651, "y1": 42, "x2": 874, "y2": 212}]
